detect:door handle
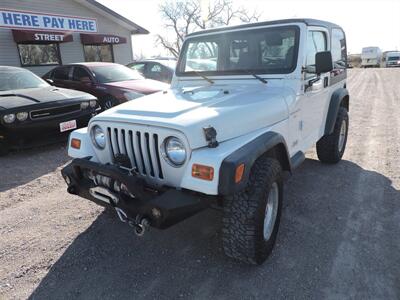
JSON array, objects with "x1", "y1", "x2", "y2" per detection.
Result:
[{"x1": 323, "y1": 77, "x2": 329, "y2": 88}]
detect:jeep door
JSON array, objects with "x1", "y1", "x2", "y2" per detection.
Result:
[{"x1": 301, "y1": 27, "x2": 331, "y2": 141}]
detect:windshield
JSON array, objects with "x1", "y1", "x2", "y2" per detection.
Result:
[
  {"x1": 0, "y1": 69, "x2": 49, "y2": 91},
  {"x1": 388, "y1": 56, "x2": 400, "y2": 61},
  {"x1": 177, "y1": 25, "x2": 299, "y2": 76},
  {"x1": 91, "y1": 64, "x2": 144, "y2": 83}
]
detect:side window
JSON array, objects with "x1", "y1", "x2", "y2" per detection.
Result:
[
  {"x1": 130, "y1": 63, "x2": 146, "y2": 74},
  {"x1": 305, "y1": 31, "x2": 327, "y2": 77},
  {"x1": 331, "y1": 28, "x2": 346, "y2": 69},
  {"x1": 53, "y1": 67, "x2": 70, "y2": 81},
  {"x1": 150, "y1": 63, "x2": 162, "y2": 73},
  {"x1": 73, "y1": 67, "x2": 91, "y2": 82}
]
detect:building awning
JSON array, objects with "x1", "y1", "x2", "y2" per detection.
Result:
[
  {"x1": 80, "y1": 33, "x2": 127, "y2": 45},
  {"x1": 12, "y1": 29, "x2": 73, "y2": 43}
]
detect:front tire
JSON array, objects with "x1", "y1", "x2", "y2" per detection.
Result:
[
  {"x1": 222, "y1": 157, "x2": 283, "y2": 265},
  {"x1": 316, "y1": 107, "x2": 349, "y2": 163},
  {"x1": 101, "y1": 95, "x2": 118, "y2": 110}
]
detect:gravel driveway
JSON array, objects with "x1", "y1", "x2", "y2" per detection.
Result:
[{"x1": 0, "y1": 69, "x2": 399, "y2": 300}]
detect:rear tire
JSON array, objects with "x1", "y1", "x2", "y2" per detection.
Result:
[
  {"x1": 222, "y1": 156, "x2": 283, "y2": 265},
  {"x1": 316, "y1": 107, "x2": 349, "y2": 164}
]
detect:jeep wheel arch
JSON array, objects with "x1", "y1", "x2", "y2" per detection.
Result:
[
  {"x1": 218, "y1": 132, "x2": 291, "y2": 196},
  {"x1": 324, "y1": 88, "x2": 349, "y2": 135}
]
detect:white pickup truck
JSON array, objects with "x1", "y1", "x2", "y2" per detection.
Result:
[{"x1": 61, "y1": 18, "x2": 349, "y2": 265}]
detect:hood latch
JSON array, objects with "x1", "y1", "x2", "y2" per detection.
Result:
[{"x1": 203, "y1": 126, "x2": 219, "y2": 148}]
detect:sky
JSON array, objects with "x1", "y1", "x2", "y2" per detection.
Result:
[{"x1": 97, "y1": 0, "x2": 400, "y2": 58}]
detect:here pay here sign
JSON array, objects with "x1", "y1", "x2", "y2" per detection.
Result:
[{"x1": 0, "y1": 9, "x2": 97, "y2": 32}]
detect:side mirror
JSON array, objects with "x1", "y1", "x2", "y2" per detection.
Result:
[
  {"x1": 45, "y1": 78, "x2": 54, "y2": 85},
  {"x1": 80, "y1": 76, "x2": 92, "y2": 84},
  {"x1": 315, "y1": 51, "x2": 333, "y2": 74}
]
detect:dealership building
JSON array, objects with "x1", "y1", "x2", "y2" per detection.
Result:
[{"x1": 0, "y1": 0, "x2": 149, "y2": 76}]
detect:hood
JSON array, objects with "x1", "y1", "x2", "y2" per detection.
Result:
[
  {"x1": 92, "y1": 83, "x2": 293, "y2": 149},
  {"x1": 0, "y1": 86, "x2": 94, "y2": 110},
  {"x1": 103, "y1": 79, "x2": 169, "y2": 95}
]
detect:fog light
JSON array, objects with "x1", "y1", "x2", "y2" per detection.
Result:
[
  {"x1": 71, "y1": 138, "x2": 81, "y2": 149},
  {"x1": 192, "y1": 164, "x2": 214, "y2": 181},
  {"x1": 80, "y1": 102, "x2": 89, "y2": 109},
  {"x1": 151, "y1": 208, "x2": 162, "y2": 219},
  {"x1": 89, "y1": 100, "x2": 97, "y2": 108}
]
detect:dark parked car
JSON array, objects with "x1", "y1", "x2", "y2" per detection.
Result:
[
  {"x1": 43, "y1": 62, "x2": 168, "y2": 110},
  {"x1": 127, "y1": 59, "x2": 176, "y2": 83},
  {"x1": 0, "y1": 66, "x2": 99, "y2": 155}
]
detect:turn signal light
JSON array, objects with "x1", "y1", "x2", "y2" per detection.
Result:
[
  {"x1": 192, "y1": 164, "x2": 214, "y2": 181},
  {"x1": 235, "y1": 163, "x2": 245, "y2": 183},
  {"x1": 71, "y1": 138, "x2": 81, "y2": 149}
]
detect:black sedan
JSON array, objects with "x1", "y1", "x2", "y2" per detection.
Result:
[{"x1": 0, "y1": 66, "x2": 99, "y2": 155}]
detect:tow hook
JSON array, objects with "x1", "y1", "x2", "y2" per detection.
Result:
[
  {"x1": 129, "y1": 217, "x2": 150, "y2": 237},
  {"x1": 115, "y1": 207, "x2": 150, "y2": 236}
]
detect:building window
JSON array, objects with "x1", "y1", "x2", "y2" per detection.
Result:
[
  {"x1": 83, "y1": 44, "x2": 114, "y2": 62},
  {"x1": 17, "y1": 43, "x2": 61, "y2": 66}
]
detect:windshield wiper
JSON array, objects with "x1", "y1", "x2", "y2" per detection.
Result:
[
  {"x1": 242, "y1": 70, "x2": 268, "y2": 84},
  {"x1": 193, "y1": 71, "x2": 214, "y2": 84}
]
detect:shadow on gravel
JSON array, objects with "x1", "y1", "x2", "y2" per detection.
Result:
[
  {"x1": 0, "y1": 143, "x2": 69, "y2": 192},
  {"x1": 29, "y1": 159, "x2": 399, "y2": 299}
]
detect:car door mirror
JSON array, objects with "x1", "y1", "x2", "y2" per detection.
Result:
[
  {"x1": 315, "y1": 51, "x2": 333, "y2": 74},
  {"x1": 80, "y1": 77, "x2": 92, "y2": 85},
  {"x1": 45, "y1": 78, "x2": 54, "y2": 85}
]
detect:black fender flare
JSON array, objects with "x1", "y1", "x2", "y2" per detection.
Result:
[
  {"x1": 218, "y1": 131, "x2": 291, "y2": 196},
  {"x1": 324, "y1": 88, "x2": 349, "y2": 135}
]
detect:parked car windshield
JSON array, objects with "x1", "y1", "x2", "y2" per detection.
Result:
[
  {"x1": 0, "y1": 69, "x2": 49, "y2": 91},
  {"x1": 91, "y1": 64, "x2": 144, "y2": 83},
  {"x1": 387, "y1": 56, "x2": 400, "y2": 61},
  {"x1": 177, "y1": 25, "x2": 299, "y2": 76}
]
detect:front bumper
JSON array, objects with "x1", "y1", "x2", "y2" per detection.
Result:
[
  {"x1": 61, "y1": 157, "x2": 215, "y2": 229},
  {"x1": 1, "y1": 111, "x2": 94, "y2": 149}
]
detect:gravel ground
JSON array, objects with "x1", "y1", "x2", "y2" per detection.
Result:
[{"x1": 0, "y1": 68, "x2": 399, "y2": 300}]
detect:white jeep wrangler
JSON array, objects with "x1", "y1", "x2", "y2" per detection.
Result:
[{"x1": 62, "y1": 19, "x2": 349, "y2": 265}]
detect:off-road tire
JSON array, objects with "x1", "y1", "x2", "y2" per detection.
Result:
[
  {"x1": 316, "y1": 107, "x2": 349, "y2": 164},
  {"x1": 222, "y1": 156, "x2": 283, "y2": 265}
]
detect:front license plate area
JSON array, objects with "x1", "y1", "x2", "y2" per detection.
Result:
[{"x1": 60, "y1": 120, "x2": 77, "y2": 132}]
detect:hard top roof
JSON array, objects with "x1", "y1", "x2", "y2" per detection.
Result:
[{"x1": 187, "y1": 18, "x2": 342, "y2": 37}]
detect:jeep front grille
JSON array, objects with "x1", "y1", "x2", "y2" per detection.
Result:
[{"x1": 107, "y1": 127, "x2": 164, "y2": 180}]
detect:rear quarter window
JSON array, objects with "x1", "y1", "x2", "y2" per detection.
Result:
[{"x1": 331, "y1": 28, "x2": 346, "y2": 69}]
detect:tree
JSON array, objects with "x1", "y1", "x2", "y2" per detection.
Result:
[{"x1": 156, "y1": 0, "x2": 262, "y2": 58}]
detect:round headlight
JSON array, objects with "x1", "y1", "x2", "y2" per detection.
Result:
[
  {"x1": 3, "y1": 114, "x2": 16, "y2": 124},
  {"x1": 16, "y1": 112, "x2": 28, "y2": 121},
  {"x1": 89, "y1": 100, "x2": 97, "y2": 108},
  {"x1": 164, "y1": 137, "x2": 186, "y2": 166},
  {"x1": 91, "y1": 125, "x2": 106, "y2": 149},
  {"x1": 80, "y1": 102, "x2": 89, "y2": 109}
]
